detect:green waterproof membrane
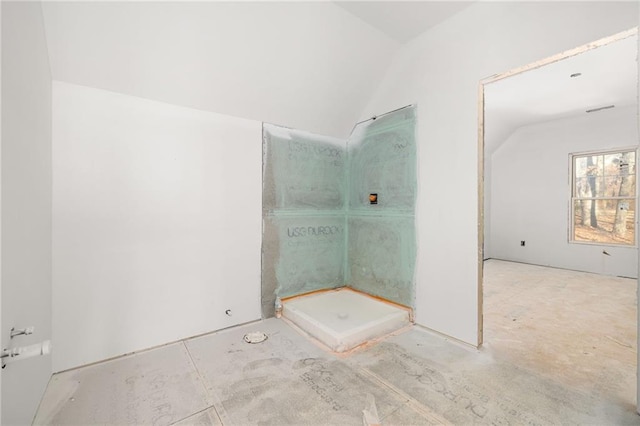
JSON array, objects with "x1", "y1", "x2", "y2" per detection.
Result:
[
  {"x1": 264, "y1": 215, "x2": 345, "y2": 298},
  {"x1": 262, "y1": 107, "x2": 416, "y2": 316},
  {"x1": 347, "y1": 106, "x2": 417, "y2": 307},
  {"x1": 347, "y1": 215, "x2": 416, "y2": 306},
  {"x1": 262, "y1": 124, "x2": 347, "y2": 317},
  {"x1": 263, "y1": 124, "x2": 346, "y2": 212},
  {"x1": 349, "y1": 107, "x2": 417, "y2": 212}
]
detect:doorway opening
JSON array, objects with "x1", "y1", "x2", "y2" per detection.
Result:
[{"x1": 478, "y1": 27, "x2": 639, "y2": 409}]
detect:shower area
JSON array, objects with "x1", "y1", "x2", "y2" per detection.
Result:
[{"x1": 262, "y1": 106, "x2": 417, "y2": 352}]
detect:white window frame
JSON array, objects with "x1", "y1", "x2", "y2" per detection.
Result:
[{"x1": 569, "y1": 146, "x2": 638, "y2": 247}]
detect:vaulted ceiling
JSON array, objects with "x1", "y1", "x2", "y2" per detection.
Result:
[
  {"x1": 41, "y1": 2, "x2": 479, "y2": 139},
  {"x1": 41, "y1": 2, "x2": 636, "y2": 142},
  {"x1": 41, "y1": 2, "x2": 400, "y2": 138}
]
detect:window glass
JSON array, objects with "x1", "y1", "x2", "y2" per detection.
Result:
[{"x1": 571, "y1": 149, "x2": 636, "y2": 246}]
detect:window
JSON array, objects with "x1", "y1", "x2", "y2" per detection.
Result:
[{"x1": 571, "y1": 148, "x2": 636, "y2": 246}]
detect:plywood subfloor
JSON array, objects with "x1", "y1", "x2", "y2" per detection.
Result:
[
  {"x1": 483, "y1": 259, "x2": 637, "y2": 410},
  {"x1": 35, "y1": 261, "x2": 638, "y2": 425}
]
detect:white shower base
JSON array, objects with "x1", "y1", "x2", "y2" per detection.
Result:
[{"x1": 282, "y1": 288, "x2": 411, "y2": 353}]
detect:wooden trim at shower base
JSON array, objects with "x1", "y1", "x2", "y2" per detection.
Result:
[
  {"x1": 279, "y1": 286, "x2": 345, "y2": 303},
  {"x1": 280, "y1": 313, "x2": 414, "y2": 357}
]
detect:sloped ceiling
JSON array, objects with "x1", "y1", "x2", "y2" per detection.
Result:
[
  {"x1": 42, "y1": 2, "x2": 631, "y2": 142},
  {"x1": 41, "y1": 2, "x2": 401, "y2": 138}
]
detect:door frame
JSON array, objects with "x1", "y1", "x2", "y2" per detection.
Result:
[{"x1": 476, "y1": 27, "x2": 638, "y2": 359}]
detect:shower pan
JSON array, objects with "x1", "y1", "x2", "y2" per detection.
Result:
[
  {"x1": 282, "y1": 288, "x2": 411, "y2": 352},
  {"x1": 262, "y1": 106, "x2": 417, "y2": 351}
]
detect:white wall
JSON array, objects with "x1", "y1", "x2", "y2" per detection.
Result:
[
  {"x1": 360, "y1": 1, "x2": 639, "y2": 345},
  {"x1": 52, "y1": 82, "x2": 262, "y2": 372},
  {"x1": 1, "y1": 2, "x2": 52, "y2": 424},
  {"x1": 42, "y1": 2, "x2": 398, "y2": 139},
  {"x1": 490, "y1": 107, "x2": 637, "y2": 278}
]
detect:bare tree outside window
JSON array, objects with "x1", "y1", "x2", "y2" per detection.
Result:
[{"x1": 572, "y1": 149, "x2": 636, "y2": 246}]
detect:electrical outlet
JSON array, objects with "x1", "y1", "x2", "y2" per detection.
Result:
[{"x1": 520, "y1": 241, "x2": 525, "y2": 247}]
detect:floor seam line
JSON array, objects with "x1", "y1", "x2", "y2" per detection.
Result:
[
  {"x1": 182, "y1": 340, "x2": 225, "y2": 425},
  {"x1": 168, "y1": 404, "x2": 216, "y2": 426},
  {"x1": 358, "y1": 367, "x2": 451, "y2": 425}
]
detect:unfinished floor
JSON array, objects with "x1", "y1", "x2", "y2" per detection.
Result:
[{"x1": 34, "y1": 260, "x2": 638, "y2": 425}]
